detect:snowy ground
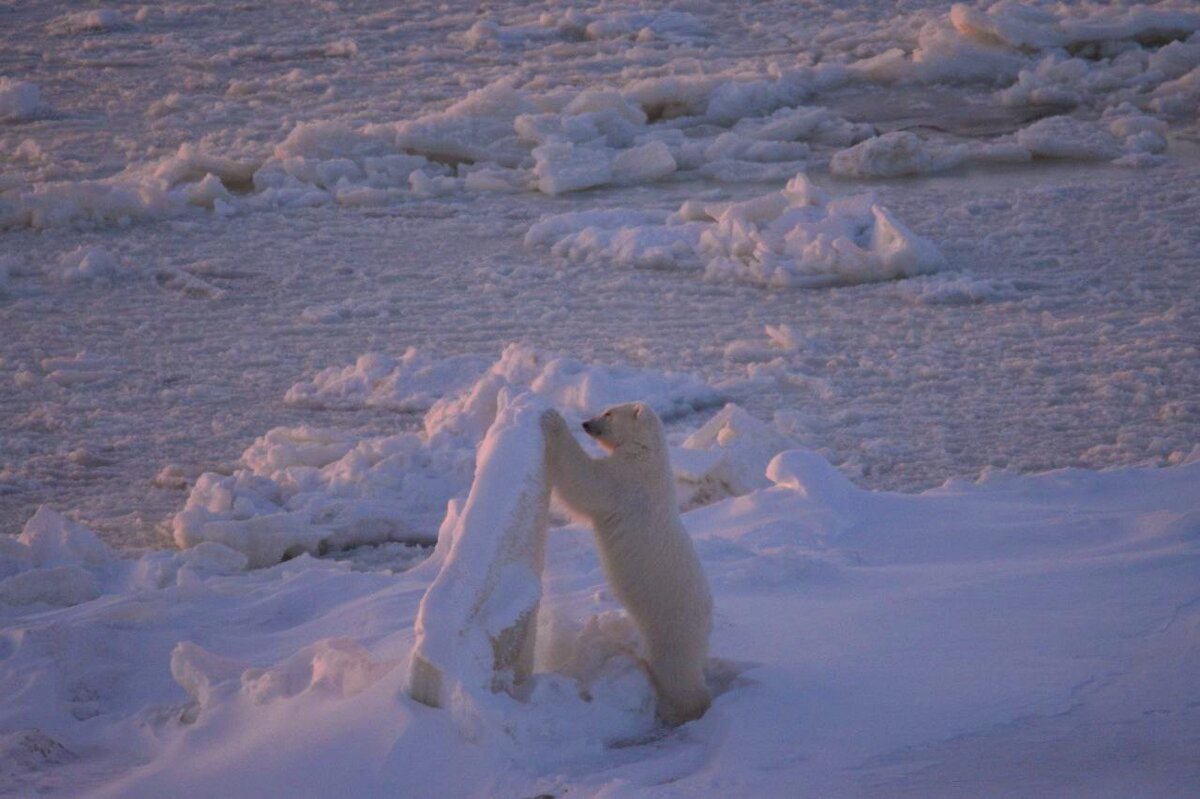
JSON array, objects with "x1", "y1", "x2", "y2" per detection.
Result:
[{"x1": 2, "y1": 0, "x2": 1199, "y2": 796}]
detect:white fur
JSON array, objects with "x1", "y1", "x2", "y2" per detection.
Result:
[{"x1": 541, "y1": 402, "x2": 713, "y2": 725}]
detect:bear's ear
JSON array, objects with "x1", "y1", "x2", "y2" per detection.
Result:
[{"x1": 633, "y1": 402, "x2": 645, "y2": 419}]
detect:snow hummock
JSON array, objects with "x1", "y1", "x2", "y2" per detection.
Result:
[
  {"x1": 283, "y1": 349, "x2": 490, "y2": 412},
  {"x1": 175, "y1": 345, "x2": 724, "y2": 567},
  {"x1": 49, "y1": 246, "x2": 128, "y2": 283},
  {"x1": 528, "y1": 174, "x2": 947, "y2": 287}
]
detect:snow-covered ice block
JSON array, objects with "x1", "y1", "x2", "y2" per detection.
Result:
[
  {"x1": 406, "y1": 391, "x2": 550, "y2": 712},
  {"x1": 951, "y1": 3, "x2": 1200, "y2": 53},
  {"x1": 831, "y1": 131, "x2": 1031, "y2": 178},
  {"x1": 395, "y1": 81, "x2": 535, "y2": 169},
  {"x1": 674, "y1": 404, "x2": 795, "y2": 508},
  {"x1": 17, "y1": 505, "x2": 113, "y2": 569},
  {"x1": 831, "y1": 131, "x2": 943, "y2": 178},
  {"x1": 611, "y1": 141, "x2": 677, "y2": 185},
  {"x1": 0, "y1": 507, "x2": 113, "y2": 607}
]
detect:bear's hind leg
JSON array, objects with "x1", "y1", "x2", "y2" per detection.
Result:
[{"x1": 648, "y1": 659, "x2": 711, "y2": 727}]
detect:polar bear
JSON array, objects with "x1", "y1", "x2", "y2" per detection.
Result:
[{"x1": 541, "y1": 402, "x2": 713, "y2": 726}]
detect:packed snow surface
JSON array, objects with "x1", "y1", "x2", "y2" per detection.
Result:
[
  {"x1": 2, "y1": 457, "x2": 1198, "y2": 796},
  {"x1": 2, "y1": 0, "x2": 1200, "y2": 794}
]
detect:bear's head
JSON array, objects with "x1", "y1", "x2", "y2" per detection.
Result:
[{"x1": 581, "y1": 402, "x2": 663, "y2": 454}]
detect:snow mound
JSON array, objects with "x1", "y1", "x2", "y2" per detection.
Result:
[
  {"x1": 175, "y1": 345, "x2": 724, "y2": 567},
  {"x1": 0, "y1": 78, "x2": 40, "y2": 121},
  {"x1": 406, "y1": 391, "x2": 550, "y2": 719},
  {"x1": 284, "y1": 349, "x2": 491, "y2": 412},
  {"x1": 528, "y1": 173, "x2": 946, "y2": 287},
  {"x1": 0, "y1": 506, "x2": 247, "y2": 608}
]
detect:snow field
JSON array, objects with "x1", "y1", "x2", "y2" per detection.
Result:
[
  {"x1": 2, "y1": 450, "x2": 1196, "y2": 795},
  {"x1": 2, "y1": 1, "x2": 1200, "y2": 792}
]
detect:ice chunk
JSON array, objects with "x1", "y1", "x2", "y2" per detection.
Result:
[
  {"x1": 406, "y1": 391, "x2": 550, "y2": 713},
  {"x1": 532, "y1": 142, "x2": 613, "y2": 196},
  {"x1": 242, "y1": 638, "x2": 389, "y2": 703},
  {"x1": 527, "y1": 208, "x2": 702, "y2": 270},
  {"x1": 675, "y1": 404, "x2": 795, "y2": 508},
  {"x1": 611, "y1": 141, "x2": 677, "y2": 185}
]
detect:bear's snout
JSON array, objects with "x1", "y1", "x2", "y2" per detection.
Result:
[{"x1": 582, "y1": 419, "x2": 599, "y2": 437}]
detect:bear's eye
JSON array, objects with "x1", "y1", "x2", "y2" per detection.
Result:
[{"x1": 604, "y1": 411, "x2": 612, "y2": 419}]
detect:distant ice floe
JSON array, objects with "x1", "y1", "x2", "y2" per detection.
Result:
[
  {"x1": 527, "y1": 174, "x2": 946, "y2": 287},
  {"x1": 830, "y1": 104, "x2": 1172, "y2": 179},
  {"x1": 175, "y1": 345, "x2": 727, "y2": 567}
]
